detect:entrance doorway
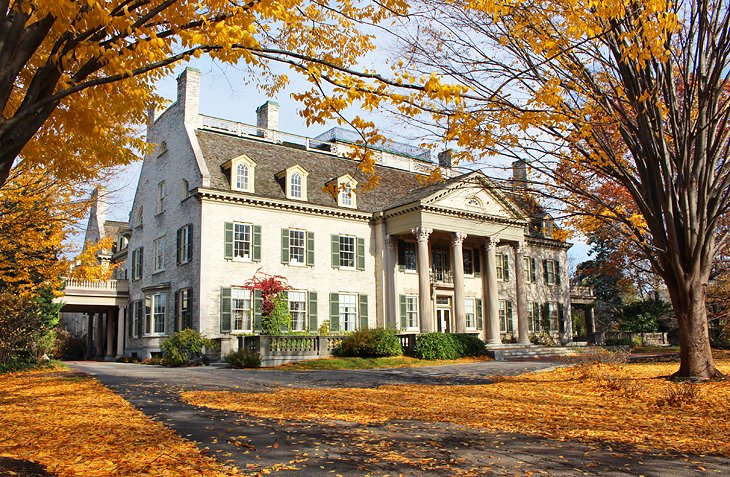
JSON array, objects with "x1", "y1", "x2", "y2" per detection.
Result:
[{"x1": 436, "y1": 296, "x2": 452, "y2": 333}]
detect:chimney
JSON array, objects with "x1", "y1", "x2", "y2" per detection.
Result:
[
  {"x1": 512, "y1": 159, "x2": 528, "y2": 191},
  {"x1": 176, "y1": 67, "x2": 201, "y2": 124},
  {"x1": 438, "y1": 149, "x2": 454, "y2": 169},
  {"x1": 256, "y1": 100, "x2": 279, "y2": 140}
]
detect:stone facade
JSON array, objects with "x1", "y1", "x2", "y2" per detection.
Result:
[{"x1": 117, "y1": 68, "x2": 572, "y2": 359}]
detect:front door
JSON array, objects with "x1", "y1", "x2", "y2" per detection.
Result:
[{"x1": 436, "y1": 296, "x2": 452, "y2": 333}]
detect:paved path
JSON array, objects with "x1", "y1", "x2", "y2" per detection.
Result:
[{"x1": 69, "y1": 361, "x2": 729, "y2": 476}]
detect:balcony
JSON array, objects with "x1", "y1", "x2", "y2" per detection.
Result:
[
  {"x1": 56, "y1": 279, "x2": 129, "y2": 311},
  {"x1": 429, "y1": 270, "x2": 454, "y2": 286},
  {"x1": 570, "y1": 286, "x2": 595, "y2": 305}
]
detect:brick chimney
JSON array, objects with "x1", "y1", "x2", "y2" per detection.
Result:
[
  {"x1": 256, "y1": 100, "x2": 279, "y2": 140},
  {"x1": 177, "y1": 67, "x2": 201, "y2": 124},
  {"x1": 438, "y1": 149, "x2": 454, "y2": 169},
  {"x1": 512, "y1": 159, "x2": 528, "y2": 190}
]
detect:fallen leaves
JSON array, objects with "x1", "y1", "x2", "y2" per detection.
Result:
[
  {"x1": 0, "y1": 368, "x2": 238, "y2": 477},
  {"x1": 182, "y1": 360, "x2": 730, "y2": 458}
]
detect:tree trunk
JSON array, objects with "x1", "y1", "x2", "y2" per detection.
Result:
[{"x1": 666, "y1": 276, "x2": 721, "y2": 380}]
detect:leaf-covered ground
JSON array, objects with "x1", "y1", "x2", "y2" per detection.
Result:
[
  {"x1": 183, "y1": 360, "x2": 730, "y2": 458},
  {"x1": 0, "y1": 368, "x2": 238, "y2": 477}
]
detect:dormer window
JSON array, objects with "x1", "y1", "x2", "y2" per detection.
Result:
[
  {"x1": 328, "y1": 174, "x2": 358, "y2": 209},
  {"x1": 225, "y1": 154, "x2": 256, "y2": 193},
  {"x1": 236, "y1": 164, "x2": 249, "y2": 190},
  {"x1": 276, "y1": 164, "x2": 309, "y2": 201}
]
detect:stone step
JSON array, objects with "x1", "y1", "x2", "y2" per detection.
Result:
[{"x1": 487, "y1": 346, "x2": 580, "y2": 361}]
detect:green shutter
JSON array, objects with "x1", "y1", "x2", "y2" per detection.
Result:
[
  {"x1": 558, "y1": 303, "x2": 565, "y2": 334},
  {"x1": 331, "y1": 235, "x2": 340, "y2": 268},
  {"x1": 136, "y1": 301, "x2": 143, "y2": 337},
  {"x1": 357, "y1": 237, "x2": 365, "y2": 270},
  {"x1": 555, "y1": 261, "x2": 562, "y2": 285},
  {"x1": 531, "y1": 258, "x2": 537, "y2": 283},
  {"x1": 474, "y1": 249, "x2": 481, "y2": 278},
  {"x1": 252, "y1": 225, "x2": 262, "y2": 261},
  {"x1": 224, "y1": 222, "x2": 234, "y2": 259},
  {"x1": 543, "y1": 259, "x2": 549, "y2": 283},
  {"x1": 281, "y1": 228, "x2": 290, "y2": 264},
  {"x1": 172, "y1": 291, "x2": 178, "y2": 333},
  {"x1": 176, "y1": 228, "x2": 182, "y2": 265},
  {"x1": 329, "y1": 293, "x2": 340, "y2": 332},
  {"x1": 220, "y1": 288, "x2": 231, "y2": 333},
  {"x1": 503, "y1": 255, "x2": 510, "y2": 281},
  {"x1": 507, "y1": 301, "x2": 514, "y2": 332},
  {"x1": 397, "y1": 240, "x2": 406, "y2": 272},
  {"x1": 400, "y1": 295, "x2": 407, "y2": 329},
  {"x1": 186, "y1": 224, "x2": 193, "y2": 263},
  {"x1": 541, "y1": 303, "x2": 550, "y2": 332},
  {"x1": 476, "y1": 298, "x2": 483, "y2": 330},
  {"x1": 306, "y1": 231, "x2": 315, "y2": 266},
  {"x1": 358, "y1": 294, "x2": 368, "y2": 329},
  {"x1": 185, "y1": 289, "x2": 193, "y2": 329},
  {"x1": 253, "y1": 289, "x2": 263, "y2": 332},
  {"x1": 308, "y1": 291, "x2": 318, "y2": 332},
  {"x1": 533, "y1": 302, "x2": 540, "y2": 331}
]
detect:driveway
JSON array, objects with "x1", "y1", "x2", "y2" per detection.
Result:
[{"x1": 69, "y1": 361, "x2": 730, "y2": 476}]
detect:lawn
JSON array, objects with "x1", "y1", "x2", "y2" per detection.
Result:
[
  {"x1": 0, "y1": 367, "x2": 237, "y2": 477},
  {"x1": 276, "y1": 355, "x2": 491, "y2": 370},
  {"x1": 184, "y1": 357, "x2": 730, "y2": 458}
]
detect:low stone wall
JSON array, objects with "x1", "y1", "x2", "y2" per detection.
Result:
[{"x1": 594, "y1": 331, "x2": 670, "y2": 347}]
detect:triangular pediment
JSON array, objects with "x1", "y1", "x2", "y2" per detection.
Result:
[{"x1": 421, "y1": 172, "x2": 526, "y2": 220}]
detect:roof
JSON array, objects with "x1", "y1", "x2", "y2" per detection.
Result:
[
  {"x1": 195, "y1": 130, "x2": 425, "y2": 213},
  {"x1": 103, "y1": 220, "x2": 128, "y2": 240}
]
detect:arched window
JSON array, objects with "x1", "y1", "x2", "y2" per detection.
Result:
[
  {"x1": 236, "y1": 163, "x2": 249, "y2": 190},
  {"x1": 290, "y1": 173, "x2": 302, "y2": 198}
]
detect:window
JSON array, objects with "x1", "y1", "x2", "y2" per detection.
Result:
[
  {"x1": 398, "y1": 241, "x2": 417, "y2": 272},
  {"x1": 340, "y1": 184, "x2": 353, "y2": 207},
  {"x1": 230, "y1": 288, "x2": 252, "y2": 331},
  {"x1": 499, "y1": 300, "x2": 513, "y2": 333},
  {"x1": 544, "y1": 259, "x2": 558, "y2": 285},
  {"x1": 548, "y1": 302, "x2": 559, "y2": 331},
  {"x1": 288, "y1": 291, "x2": 307, "y2": 331},
  {"x1": 131, "y1": 247, "x2": 143, "y2": 280},
  {"x1": 150, "y1": 292, "x2": 166, "y2": 335},
  {"x1": 234, "y1": 223, "x2": 252, "y2": 259},
  {"x1": 236, "y1": 163, "x2": 249, "y2": 190},
  {"x1": 527, "y1": 302, "x2": 540, "y2": 332},
  {"x1": 463, "y1": 249, "x2": 473, "y2": 275},
  {"x1": 290, "y1": 173, "x2": 302, "y2": 198},
  {"x1": 524, "y1": 256, "x2": 537, "y2": 283},
  {"x1": 289, "y1": 230, "x2": 305, "y2": 264},
  {"x1": 496, "y1": 253, "x2": 509, "y2": 281},
  {"x1": 176, "y1": 288, "x2": 192, "y2": 331},
  {"x1": 339, "y1": 235, "x2": 355, "y2": 268},
  {"x1": 465, "y1": 298, "x2": 476, "y2": 330},
  {"x1": 153, "y1": 238, "x2": 165, "y2": 272},
  {"x1": 130, "y1": 300, "x2": 140, "y2": 338},
  {"x1": 339, "y1": 293, "x2": 358, "y2": 331},
  {"x1": 177, "y1": 225, "x2": 192, "y2": 265},
  {"x1": 156, "y1": 181, "x2": 165, "y2": 214},
  {"x1": 181, "y1": 179, "x2": 189, "y2": 200},
  {"x1": 406, "y1": 295, "x2": 419, "y2": 329}
]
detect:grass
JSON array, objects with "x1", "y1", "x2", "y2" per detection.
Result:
[
  {"x1": 276, "y1": 355, "x2": 491, "y2": 370},
  {"x1": 0, "y1": 358, "x2": 65, "y2": 374},
  {"x1": 184, "y1": 358, "x2": 730, "y2": 458}
]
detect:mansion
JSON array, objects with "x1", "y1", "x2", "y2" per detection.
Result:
[{"x1": 70, "y1": 68, "x2": 574, "y2": 360}]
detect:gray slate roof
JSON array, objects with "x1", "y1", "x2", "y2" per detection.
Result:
[{"x1": 196, "y1": 130, "x2": 427, "y2": 213}]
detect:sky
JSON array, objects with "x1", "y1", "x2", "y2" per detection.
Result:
[{"x1": 101, "y1": 56, "x2": 591, "y2": 267}]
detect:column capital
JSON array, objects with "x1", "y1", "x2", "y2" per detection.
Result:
[
  {"x1": 483, "y1": 236, "x2": 499, "y2": 250},
  {"x1": 450, "y1": 232, "x2": 467, "y2": 246},
  {"x1": 412, "y1": 227, "x2": 433, "y2": 242},
  {"x1": 514, "y1": 241, "x2": 526, "y2": 255}
]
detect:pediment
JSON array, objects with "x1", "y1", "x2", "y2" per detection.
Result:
[{"x1": 422, "y1": 173, "x2": 526, "y2": 220}]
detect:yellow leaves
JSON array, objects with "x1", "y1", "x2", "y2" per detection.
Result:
[
  {"x1": 0, "y1": 369, "x2": 238, "y2": 477},
  {"x1": 183, "y1": 358, "x2": 730, "y2": 458}
]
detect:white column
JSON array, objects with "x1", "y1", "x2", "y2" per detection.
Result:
[
  {"x1": 483, "y1": 237, "x2": 502, "y2": 345},
  {"x1": 514, "y1": 242, "x2": 530, "y2": 344},
  {"x1": 451, "y1": 232, "x2": 467, "y2": 333},
  {"x1": 412, "y1": 227, "x2": 433, "y2": 333},
  {"x1": 116, "y1": 305, "x2": 126, "y2": 358},
  {"x1": 105, "y1": 310, "x2": 114, "y2": 359},
  {"x1": 385, "y1": 235, "x2": 398, "y2": 328}
]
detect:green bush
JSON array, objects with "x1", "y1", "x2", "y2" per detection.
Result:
[
  {"x1": 337, "y1": 328, "x2": 403, "y2": 357},
  {"x1": 413, "y1": 333, "x2": 459, "y2": 360},
  {"x1": 452, "y1": 333, "x2": 487, "y2": 357},
  {"x1": 225, "y1": 348, "x2": 262, "y2": 368},
  {"x1": 161, "y1": 329, "x2": 216, "y2": 366}
]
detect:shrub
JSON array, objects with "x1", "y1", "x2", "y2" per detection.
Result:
[
  {"x1": 337, "y1": 328, "x2": 403, "y2": 357},
  {"x1": 161, "y1": 329, "x2": 216, "y2": 366},
  {"x1": 657, "y1": 382, "x2": 701, "y2": 407},
  {"x1": 413, "y1": 333, "x2": 459, "y2": 360},
  {"x1": 52, "y1": 327, "x2": 85, "y2": 360},
  {"x1": 225, "y1": 348, "x2": 262, "y2": 368},
  {"x1": 530, "y1": 331, "x2": 556, "y2": 346},
  {"x1": 451, "y1": 334, "x2": 487, "y2": 357}
]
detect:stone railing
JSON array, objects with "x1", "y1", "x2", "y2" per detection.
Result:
[
  {"x1": 65, "y1": 279, "x2": 128, "y2": 291},
  {"x1": 595, "y1": 331, "x2": 670, "y2": 347}
]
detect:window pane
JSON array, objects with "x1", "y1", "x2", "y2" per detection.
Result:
[
  {"x1": 153, "y1": 293, "x2": 166, "y2": 334},
  {"x1": 234, "y1": 223, "x2": 251, "y2": 259},
  {"x1": 339, "y1": 236, "x2": 355, "y2": 268},
  {"x1": 236, "y1": 164, "x2": 249, "y2": 190},
  {"x1": 289, "y1": 230, "x2": 305, "y2": 264},
  {"x1": 406, "y1": 296, "x2": 418, "y2": 329},
  {"x1": 288, "y1": 291, "x2": 307, "y2": 331},
  {"x1": 463, "y1": 249, "x2": 473, "y2": 275},
  {"x1": 232, "y1": 288, "x2": 252, "y2": 331},
  {"x1": 291, "y1": 173, "x2": 302, "y2": 198},
  {"x1": 403, "y1": 242, "x2": 416, "y2": 271},
  {"x1": 465, "y1": 298, "x2": 475, "y2": 329},
  {"x1": 339, "y1": 293, "x2": 357, "y2": 331}
]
